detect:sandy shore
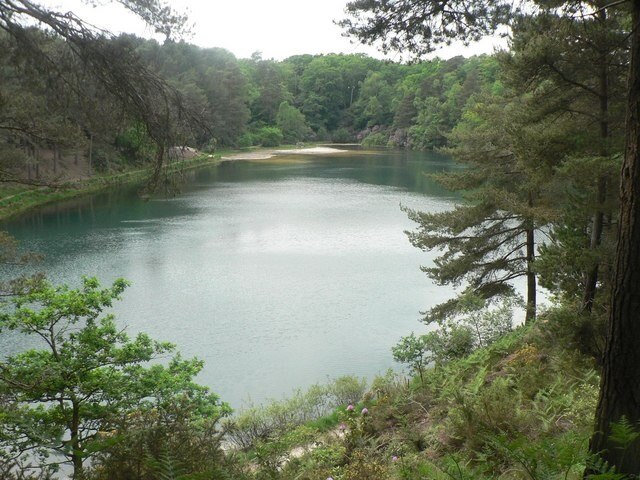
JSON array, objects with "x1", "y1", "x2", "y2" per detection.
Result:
[{"x1": 220, "y1": 146, "x2": 347, "y2": 161}]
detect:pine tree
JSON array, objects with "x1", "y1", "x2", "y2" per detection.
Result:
[
  {"x1": 342, "y1": 1, "x2": 640, "y2": 472},
  {"x1": 500, "y1": 10, "x2": 628, "y2": 311},
  {"x1": 405, "y1": 93, "x2": 565, "y2": 324}
]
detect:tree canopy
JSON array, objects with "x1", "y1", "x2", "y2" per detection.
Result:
[{"x1": 0, "y1": 277, "x2": 230, "y2": 479}]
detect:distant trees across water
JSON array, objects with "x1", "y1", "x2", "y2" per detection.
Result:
[{"x1": 0, "y1": 26, "x2": 505, "y2": 180}]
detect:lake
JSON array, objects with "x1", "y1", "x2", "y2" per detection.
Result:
[{"x1": 1, "y1": 148, "x2": 460, "y2": 409}]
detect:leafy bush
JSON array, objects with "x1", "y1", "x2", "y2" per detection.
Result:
[
  {"x1": 343, "y1": 450, "x2": 389, "y2": 479},
  {"x1": 242, "y1": 315, "x2": 603, "y2": 480},
  {"x1": 394, "y1": 295, "x2": 515, "y2": 381},
  {"x1": 237, "y1": 132, "x2": 254, "y2": 148},
  {"x1": 392, "y1": 332, "x2": 432, "y2": 384},
  {"x1": 225, "y1": 377, "x2": 366, "y2": 450},
  {"x1": 329, "y1": 375, "x2": 367, "y2": 406},
  {"x1": 202, "y1": 138, "x2": 218, "y2": 153},
  {"x1": 92, "y1": 146, "x2": 120, "y2": 172},
  {"x1": 0, "y1": 278, "x2": 231, "y2": 480},
  {"x1": 115, "y1": 123, "x2": 153, "y2": 163},
  {"x1": 88, "y1": 396, "x2": 235, "y2": 480},
  {"x1": 424, "y1": 325, "x2": 476, "y2": 364},
  {"x1": 331, "y1": 127, "x2": 355, "y2": 143},
  {"x1": 361, "y1": 131, "x2": 388, "y2": 147},
  {"x1": 539, "y1": 304, "x2": 607, "y2": 362},
  {"x1": 276, "y1": 102, "x2": 311, "y2": 143},
  {"x1": 254, "y1": 126, "x2": 283, "y2": 147}
]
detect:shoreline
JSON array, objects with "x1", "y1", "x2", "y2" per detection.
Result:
[
  {"x1": 0, "y1": 145, "x2": 357, "y2": 222},
  {"x1": 0, "y1": 154, "x2": 220, "y2": 223},
  {"x1": 219, "y1": 146, "x2": 349, "y2": 161}
]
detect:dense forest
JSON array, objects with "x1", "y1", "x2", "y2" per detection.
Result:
[
  {"x1": 0, "y1": 27, "x2": 504, "y2": 177},
  {"x1": 1, "y1": 0, "x2": 640, "y2": 479}
]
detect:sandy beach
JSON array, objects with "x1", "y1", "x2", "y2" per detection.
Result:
[{"x1": 220, "y1": 146, "x2": 348, "y2": 161}]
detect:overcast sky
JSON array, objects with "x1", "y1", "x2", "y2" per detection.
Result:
[{"x1": 40, "y1": 0, "x2": 506, "y2": 60}]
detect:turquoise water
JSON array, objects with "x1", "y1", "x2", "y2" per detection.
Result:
[{"x1": 1, "y1": 149, "x2": 459, "y2": 408}]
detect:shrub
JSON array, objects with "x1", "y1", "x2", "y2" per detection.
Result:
[
  {"x1": 331, "y1": 127, "x2": 355, "y2": 143},
  {"x1": 361, "y1": 131, "x2": 388, "y2": 147},
  {"x1": 115, "y1": 123, "x2": 153, "y2": 163},
  {"x1": 329, "y1": 376, "x2": 367, "y2": 406},
  {"x1": 343, "y1": 450, "x2": 389, "y2": 479},
  {"x1": 255, "y1": 126, "x2": 283, "y2": 147},
  {"x1": 539, "y1": 304, "x2": 607, "y2": 362},
  {"x1": 237, "y1": 132, "x2": 254, "y2": 148},
  {"x1": 201, "y1": 138, "x2": 217, "y2": 153},
  {"x1": 392, "y1": 332, "x2": 432, "y2": 384},
  {"x1": 225, "y1": 377, "x2": 367, "y2": 450}
]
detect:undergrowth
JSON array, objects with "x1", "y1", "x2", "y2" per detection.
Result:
[{"x1": 231, "y1": 307, "x2": 604, "y2": 479}]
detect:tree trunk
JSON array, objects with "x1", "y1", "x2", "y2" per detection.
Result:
[
  {"x1": 583, "y1": 8, "x2": 610, "y2": 313},
  {"x1": 525, "y1": 193, "x2": 536, "y2": 324},
  {"x1": 70, "y1": 401, "x2": 83, "y2": 478},
  {"x1": 525, "y1": 226, "x2": 536, "y2": 324},
  {"x1": 583, "y1": 177, "x2": 606, "y2": 311},
  {"x1": 88, "y1": 134, "x2": 93, "y2": 177},
  {"x1": 588, "y1": 0, "x2": 640, "y2": 473},
  {"x1": 53, "y1": 145, "x2": 59, "y2": 175},
  {"x1": 35, "y1": 147, "x2": 40, "y2": 178}
]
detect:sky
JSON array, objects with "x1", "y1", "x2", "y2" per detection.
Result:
[{"x1": 40, "y1": 0, "x2": 506, "y2": 61}]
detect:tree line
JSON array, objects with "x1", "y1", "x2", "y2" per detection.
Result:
[{"x1": 0, "y1": 27, "x2": 504, "y2": 180}]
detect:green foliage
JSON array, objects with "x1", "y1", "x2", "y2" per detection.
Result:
[
  {"x1": 423, "y1": 324, "x2": 476, "y2": 365},
  {"x1": 478, "y1": 432, "x2": 589, "y2": 479},
  {"x1": 254, "y1": 126, "x2": 284, "y2": 147},
  {"x1": 237, "y1": 133, "x2": 254, "y2": 148},
  {"x1": 404, "y1": 87, "x2": 575, "y2": 324},
  {"x1": 392, "y1": 333, "x2": 431, "y2": 384},
  {"x1": 238, "y1": 309, "x2": 605, "y2": 480},
  {"x1": 4, "y1": 5, "x2": 636, "y2": 478},
  {"x1": 342, "y1": 450, "x2": 390, "y2": 479},
  {"x1": 225, "y1": 376, "x2": 366, "y2": 451},
  {"x1": 539, "y1": 304, "x2": 607, "y2": 362},
  {"x1": 608, "y1": 417, "x2": 640, "y2": 449},
  {"x1": 394, "y1": 455, "x2": 455, "y2": 480},
  {"x1": 329, "y1": 376, "x2": 368, "y2": 407},
  {"x1": 145, "y1": 450, "x2": 186, "y2": 480},
  {"x1": 585, "y1": 455, "x2": 628, "y2": 479},
  {"x1": 331, "y1": 127, "x2": 355, "y2": 143},
  {"x1": 0, "y1": 232, "x2": 43, "y2": 296},
  {"x1": 361, "y1": 131, "x2": 388, "y2": 147},
  {"x1": 0, "y1": 277, "x2": 230, "y2": 478},
  {"x1": 454, "y1": 293, "x2": 515, "y2": 349},
  {"x1": 1, "y1": 22, "x2": 505, "y2": 188},
  {"x1": 252, "y1": 425, "x2": 319, "y2": 474},
  {"x1": 276, "y1": 102, "x2": 311, "y2": 143},
  {"x1": 535, "y1": 154, "x2": 621, "y2": 306},
  {"x1": 592, "y1": 416, "x2": 640, "y2": 474},
  {"x1": 115, "y1": 123, "x2": 154, "y2": 164},
  {"x1": 88, "y1": 390, "x2": 236, "y2": 480},
  {"x1": 394, "y1": 295, "x2": 514, "y2": 387}
]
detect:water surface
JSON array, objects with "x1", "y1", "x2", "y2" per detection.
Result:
[{"x1": 2, "y1": 149, "x2": 459, "y2": 408}]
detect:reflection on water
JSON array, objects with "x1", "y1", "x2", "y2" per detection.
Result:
[{"x1": 1, "y1": 149, "x2": 460, "y2": 408}]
